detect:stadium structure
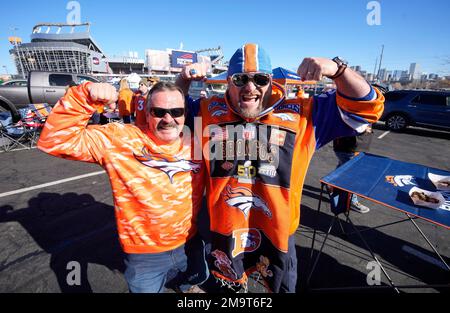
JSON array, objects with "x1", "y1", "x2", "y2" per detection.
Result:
[
  {"x1": 8, "y1": 22, "x2": 223, "y2": 79},
  {"x1": 9, "y1": 23, "x2": 144, "y2": 77}
]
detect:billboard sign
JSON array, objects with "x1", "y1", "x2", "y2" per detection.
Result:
[{"x1": 171, "y1": 50, "x2": 198, "y2": 68}]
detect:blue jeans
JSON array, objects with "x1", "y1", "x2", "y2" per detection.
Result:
[
  {"x1": 124, "y1": 234, "x2": 209, "y2": 293},
  {"x1": 280, "y1": 235, "x2": 298, "y2": 293}
]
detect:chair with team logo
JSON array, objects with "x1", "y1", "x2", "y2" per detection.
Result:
[{"x1": 28, "y1": 103, "x2": 52, "y2": 122}]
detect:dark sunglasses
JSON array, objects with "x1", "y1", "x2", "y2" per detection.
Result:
[
  {"x1": 231, "y1": 73, "x2": 271, "y2": 87},
  {"x1": 150, "y1": 107, "x2": 185, "y2": 118}
]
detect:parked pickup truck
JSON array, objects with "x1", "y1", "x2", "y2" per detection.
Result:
[{"x1": 0, "y1": 71, "x2": 100, "y2": 119}]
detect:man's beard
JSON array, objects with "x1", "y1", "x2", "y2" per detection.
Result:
[
  {"x1": 238, "y1": 103, "x2": 263, "y2": 119},
  {"x1": 236, "y1": 91, "x2": 271, "y2": 119}
]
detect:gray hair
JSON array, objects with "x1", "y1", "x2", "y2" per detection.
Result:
[{"x1": 146, "y1": 81, "x2": 186, "y2": 113}]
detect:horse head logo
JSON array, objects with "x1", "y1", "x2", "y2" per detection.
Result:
[
  {"x1": 134, "y1": 147, "x2": 201, "y2": 183},
  {"x1": 223, "y1": 186, "x2": 272, "y2": 219}
]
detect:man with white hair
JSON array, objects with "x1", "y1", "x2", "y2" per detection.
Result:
[{"x1": 38, "y1": 81, "x2": 208, "y2": 293}]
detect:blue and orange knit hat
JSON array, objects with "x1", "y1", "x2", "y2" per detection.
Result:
[{"x1": 227, "y1": 43, "x2": 272, "y2": 76}]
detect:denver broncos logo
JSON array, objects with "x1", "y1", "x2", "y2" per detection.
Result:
[
  {"x1": 211, "y1": 109, "x2": 228, "y2": 117},
  {"x1": 272, "y1": 113, "x2": 295, "y2": 122},
  {"x1": 134, "y1": 147, "x2": 201, "y2": 184},
  {"x1": 385, "y1": 175, "x2": 417, "y2": 187},
  {"x1": 224, "y1": 186, "x2": 272, "y2": 219},
  {"x1": 232, "y1": 228, "x2": 261, "y2": 258}
]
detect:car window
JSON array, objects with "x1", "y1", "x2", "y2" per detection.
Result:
[
  {"x1": 76, "y1": 75, "x2": 99, "y2": 84},
  {"x1": 384, "y1": 92, "x2": 408, "y2": 101},
  {"x1": 447, "y1": 97, "x2": 450, "y2": 107},
  {"x1": 411, "y1": 94, "x2": 447, "y2": 106},
  {"x1": 49, "y1": 74, "x2": 74, "y2": 87},
  {"x1": 8, "y1": 81, "x2": 27, "y2": 86}
]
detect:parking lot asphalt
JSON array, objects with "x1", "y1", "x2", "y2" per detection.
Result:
[{"x1": 0, "y1": 122, "x2": 449, "y2": 293}]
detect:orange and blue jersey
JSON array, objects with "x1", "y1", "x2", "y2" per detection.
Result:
[
  {"x1": 131, "y1": 92, "x2": 147, "y2": 128},
  {"x1": 188, "y1": 82, "x2": 384, "y2": 291},
  {"x1": 38, "y1": 82, "x2": 205, "y2": 254}
]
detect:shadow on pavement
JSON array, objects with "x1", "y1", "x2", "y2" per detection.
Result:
[
  {"x1": 0, "y1": 192, "x2": 125, "y2": 293},
  {"x1": 299, "y1": 199, "x2": 450, "y2": 292}
]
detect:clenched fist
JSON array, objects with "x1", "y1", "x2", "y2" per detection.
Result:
[
  {"x1": 86, "y1": 83, "x2": 118, "y2": 106},
  {"x1": 180, "y1": 63, "x2": 209, "y2": 81},
  {"x1": 297, "y1": 57, "x2": 340, "y2": 81}
]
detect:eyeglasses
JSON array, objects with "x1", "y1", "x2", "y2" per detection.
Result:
[
  {"x1": 150, "y1": 107, "x2": 185, "y2": 118},
  {"x1": 231, "y1": 73, "x2": 271, "y2": 88}
]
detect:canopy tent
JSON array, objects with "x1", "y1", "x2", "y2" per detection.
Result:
[
  {"x1": 205, "y1": 67, "x2": 317, "y2": 86},
  {"x1": 272, "y1": 67, "x2": 318, "y2": 89},
  {"x1": 205, "y1": 71, "x2": 227, "y2": 84}
]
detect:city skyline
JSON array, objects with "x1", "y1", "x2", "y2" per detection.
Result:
[
  {"x1": 350, "y1": 61, "x2": 446, "y2": 83},
  {"x1": 1, "y1": 0, "x2": 449, "y2": 77}
]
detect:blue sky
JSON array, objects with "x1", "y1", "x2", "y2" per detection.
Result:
[{"x1": 1, "y1": 0, "x2": 449, "y2": 76}]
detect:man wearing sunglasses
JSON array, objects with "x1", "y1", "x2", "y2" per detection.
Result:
[
  {"x1": 37, "y1": 81, "x2": 208, "y2": 293},
  {"x1": 176, "y1": 43, "x2": 384, "y2": 293}
]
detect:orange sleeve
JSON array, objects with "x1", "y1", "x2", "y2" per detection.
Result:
[
  {"x1": 336, "y1": 87, "x2": 385, "y2": 124},
  {"x1": 37, "y1": 82, "x2": 117, "y2": 165}
]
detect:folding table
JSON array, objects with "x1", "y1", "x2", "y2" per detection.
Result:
[{"x1": 308, "y1": 153, "x2": 450, "y2": 293}]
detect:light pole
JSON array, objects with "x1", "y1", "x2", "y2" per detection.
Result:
[{"x1": 2, "y1": 66, "x2": 8, "y2": 75}]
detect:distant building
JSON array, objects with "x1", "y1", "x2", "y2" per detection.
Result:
[
  {"x1": 145, "y1": 48, "x2": 211, "y2": 75},
  {"x1": 9, "y1": 23, "x2": 111, "y2": 77},
  {"x1": 378, "y1": 68, "x2": 387, "y2": 81},
  {"x1": 409, "y1": 63, "x2": 421, "y2": 80},
  {"x1": 400, "y1": 70, "x2": 411, "y2": 82},
  {"x1": 392, "y1": 70, "x2": 403, "y2": 81},
  {"x1": 385, "y1": 70, "x2": 392, "y2": 81},
  {"x1": 428, "y1": 73, "x2": 439, "y2": 80},
  {"x1": 108, "y1": 53, "x2": 145, "y2": 75},
  {"x1": 9, "y1": 23, "x2": 154, "y2": 77}
]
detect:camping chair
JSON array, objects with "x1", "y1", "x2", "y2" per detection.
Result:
[
  {"x1": 28, "y1": 103, "x2": 52, "y2": 121},
  {"x1": 0, "y1": 112, "x2": 33, "y2": 152},
  {"x1": 26, "y1": 104, "x2": 52, "y2": 147}
]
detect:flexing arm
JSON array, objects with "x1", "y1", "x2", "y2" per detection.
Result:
[
  {"x1": 37, "y1": 83, "x2": 118, "y2": 164},
  {"x1": 297, "y1": 58, "x2": 384, "y2": 149},
  {"x1": 297, "y1": 57, "x2": 371, "y2": 99}
]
